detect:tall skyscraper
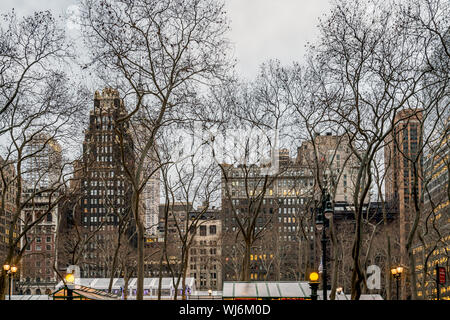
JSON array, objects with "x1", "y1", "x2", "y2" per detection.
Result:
[
  {"x1": 78, "y1": 88, "x2": 135, "y2": 278},
  {"x1": 385, "y1": 108, "x2": 424, "y2": 299}
]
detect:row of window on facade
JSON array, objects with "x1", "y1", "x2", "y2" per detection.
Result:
[
  {"x1": 83, "y1": 207, "x2": 125, "y2": 215},
  {"x1": 190, "y1": 262, "x2": 219, "y2": 271},
  {"x1": 25, "y1": 212, "x2": 54, "y2": 223},
  {"x1": 89, "y1": 132, "x2": 114, "y2": 143},
  {"x1": 190, "y1": 248, "x2": 218, "y2": 255},
  {"x1": 85, "y1": 178, "x2": 124, "y2": 187},
  {"x1": 231, "y1": 197, "x2": 311, "y2": 206},
  {"x1": 197, "y1": 224, "x2": 217, "y2": 236},
  {"x1": 26, "y1": 244, "x2": 53, "y2": 251},
  {"x1": 83, "y1": 196, "x2": 125, "y2": 205}
]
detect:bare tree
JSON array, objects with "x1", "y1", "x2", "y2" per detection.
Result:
[
  {"x1": 79, "y1": 0, "x2": 232, "y2": 300},
  {"x1": 0, "y1": 70, "x2": 87, "y2": 299},
  {"x1": 208, "y1": 63, "x2": 294, "y2": 281},
  {"x1": 0, "y1": 11, "x2": 70, "y2": 117},
  {"x1": 308, "y1": 0, "x2": 444, "y2": 299}
]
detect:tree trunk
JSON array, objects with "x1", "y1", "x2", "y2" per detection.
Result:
[
  {"x1": 181, "y1": 250, "x2": 189, "y2": 300},
  {"x1": 350, "y1": 216, "x2": 363, "y2": 300},
  {"x1": 108, "y1": 233, "x2": 122, "y2": 293},
  {"x1": 136, "y1": 222, "x2": 145, "y2": 300},
  {"x1": 329, "y1": 218, "x2": 339, "y2": 300},
  {"x1": 158, "y1": 207, "x2": 170, "y2": 300},
  {"x1": 133, "y1": 191, "x2": 145, "y2": 300},
  {"x1": 240, "y1": 239, "x2": 251, "y2": 281},
  {"x1": 406, "y1": 163, "x2": 422, "y2": 300},
  {"x1": 0, "y1": 274, "x2": 7, "y2": 300},
  {"x1": 123, "y1": 265, "x2": 129, "y2": 300},
  {"x1": 386, "y1": 236, "x2": 392, "y2": 300}
]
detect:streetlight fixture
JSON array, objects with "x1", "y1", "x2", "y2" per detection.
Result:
[
  {"x1": 314, "y1": 189, "x2": 334, "y2": 301},
  {"x1": 324, "y1": 200, "x2": 333, "y2": 220},
  {"x1": 208, "y1": 289, "x2": 212, "y2": 297},
  {"x1": 316, "y1": 219, "x2": 323, "y2": 231},
  {"x1": 336, "y1": 287, "x2": 343, "y2": 295},
  {"x1": 3, "y1": 264, "x2": 18, "y2": 300},
  {"x1": 391, "y1": 266, "x2": 403, "y2": 300},
  {"x1": 65, "y1": 273, "x2": 75, "y2": 301},
  {"x1": 309, "y1": 272, "x2": 320, "y2": 301}
]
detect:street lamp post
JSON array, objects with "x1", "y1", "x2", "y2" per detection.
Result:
[
  {"x1": 315, "y1": 189, "x2": 334, "y2": 301},
  {"x1": 391, "y1": 266, "x2": 403, "y2": 300},
  {"x1": 309, "y1": 272, "x2": 320, "y2": 301},
  {"x1": 3, "y1": 264, "x2": 18, "y2": 300},
  {"x1": 65, "y1": 273, "x2": 75, "y2": 301}
]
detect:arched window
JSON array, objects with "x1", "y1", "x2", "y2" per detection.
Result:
[
  {"x1": 36, "y1": 288, "x2": 41, "y2": 295},
  {"x1": 45, "y1": 288, "x2": 52, "y2": 295},
  {"x1": 25, "y1": 289, "x2": 31, "y2": 295}
]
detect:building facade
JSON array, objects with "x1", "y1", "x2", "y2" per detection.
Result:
[
  {"x1": 142, "y1": 153, "x2": 160, "y2": 238},
  {"x1": 220, "y1": 149, "x2": 317, "y2": 282},
  {"x1": 20, "y1": 190, "x2": 59, "y2": 295},
  {"x1": 385, "y1": 109, "x2": 424, "y2": 299},
  {"x1": 187, "y1": 210, "x2": 222, "y2": 291},
  {"x1": 0, "y1": 157, "x2": 19, "y2": 270},
  {"x1": 297, "y1": 132, "x2": 362, "y2": 204},
  {"x1": 78, "y1": 88, "x2": 135, "y2": 278},
  {"x1": 413, "y1": 118, "x2": 449, "y2": 300},
  {"x1": 19, "y1": 135, "x2": 62, "y2": 295}
]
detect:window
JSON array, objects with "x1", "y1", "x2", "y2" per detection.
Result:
[
  {"x1": 199, "y1": 225, "x2": 206, "y2": 236},
  {"x1": 209, "y1": 225, "x2": 216, "y2": 235}
]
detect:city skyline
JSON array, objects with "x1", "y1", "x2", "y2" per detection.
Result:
[{"x1": 0, "y1": 0, "x2": 448, "y2": 303}]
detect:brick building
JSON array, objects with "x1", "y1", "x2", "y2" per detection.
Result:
[
  {"x1": 0, "y1": 157, "x2": 19, "y2": 273},
  {"x1": 18, "y1": 134, "x2": 62, "y2": 295}
]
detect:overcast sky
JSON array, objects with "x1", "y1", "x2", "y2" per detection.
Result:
[{"x1": 1, "y1": 0, "x2": 331, "y2": 80}]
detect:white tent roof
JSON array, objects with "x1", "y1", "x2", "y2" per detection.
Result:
[
  {"x1": 10, "y1": 295, "x2": 51, "y2": 300},
  {"x1": 223, "y1": 282, "x2": 383, "y2": 300},
  {"x1": 55, "y1": 277, "x2": 196, "y2": 291},
  {"x1": 317, "y1": 290, "x2": 384, "y2": 300},
  {"x1": 223, "y1": 281, "x2": 312, "y2": 298}
]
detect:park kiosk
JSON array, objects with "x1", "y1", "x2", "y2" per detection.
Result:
[
  {"x1": 51, "y1": 285, "x2": 120, "y2": 300},
  {"x1": 222, "y1": 281, "x2": 384, "y2": 300},
  {"x1": 222, "y1": 281, "x2": 313, "y2": 300}
]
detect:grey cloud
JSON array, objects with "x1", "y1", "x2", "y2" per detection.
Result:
[{"x1": 2, "y1": 0, "x2": 331, "y2": 79}]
